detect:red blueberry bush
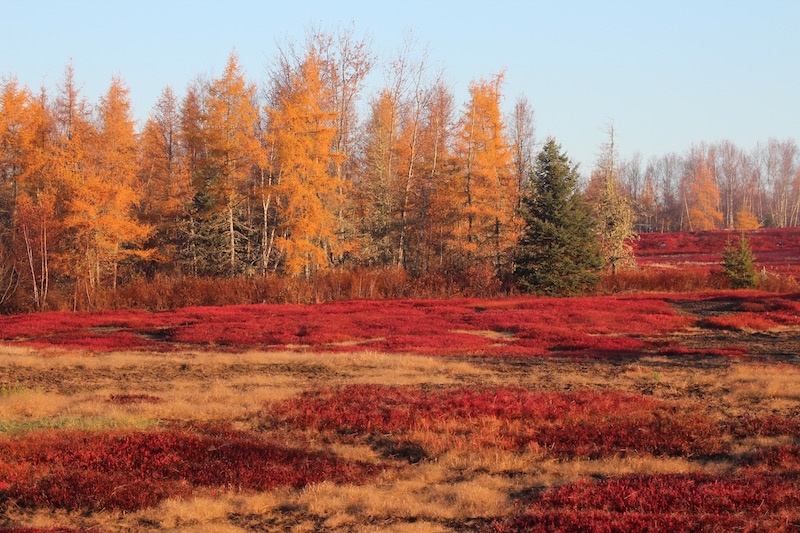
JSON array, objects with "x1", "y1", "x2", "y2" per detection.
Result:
[
  {"x1": 0, "y1": 295, "x2": 693, "y2": 358},
  {"x1": 0, "y1": 426, "x2": 381, "y2": 511},
  {"x1": 492, "y1": 472, "x2": 800, "y2": 532},
  {"x1": 268, "y1": 385, "x2": 725, "y2": 458}
]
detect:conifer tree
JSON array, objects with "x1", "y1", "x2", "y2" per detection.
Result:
[
  {"x1": 721, "y1": 233, "x2": 758, "y2": 289},
  {"x1": 516, "y1": 138, "x2": 602, "y2": 295}
]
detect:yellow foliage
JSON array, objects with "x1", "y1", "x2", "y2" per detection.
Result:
[{"x1": 735, "y1": 208, "x2": 761, "y2": 230}]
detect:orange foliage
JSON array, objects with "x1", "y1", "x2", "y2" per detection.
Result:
[
  {"x1": 686, "y1": 153, "x2": 723, "y2": 230},
  {"x1": 453, "y1": 73, "x2": 516, "y2": 268},
  {"x1": 267, "y1": 51, "x2": 341, "y2": 276},
  {"x1": 203, "y1": 51, "x2": 263, "y2": 273},
  {"x1": 67, "y1": 76, "x2": 151, "y2": 291},
  {"x1": 735, "y1": 208, "x2": 761, "y2": 230}
]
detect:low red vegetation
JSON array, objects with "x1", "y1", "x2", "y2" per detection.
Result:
[
  {"x1": 0, "y1": 295, "x2": 691, "y2": 358},
  {"x1": 492, "y1": 472, "x2": 800, "y2": 532},
  {"x1": 745, "y1": 445, "x2": 800, "y2": 472},
  {"x1": 658, "y1": 346, "x2": 750, "y2": 358},
  {"x1": 729, "y1": 417, "x2": 800, "y2": 439},
  {"x1": 0, "y1": 426, "x2": 380, "y2": 512},
  {"x1": 1, "y1": 292, "x2": 795, "y2": 358},
  {"x1": 636, "y1": 227, "x2": 800, "y2": 278},
  {"x1": 699, "y1": 293, "x2": 800, "y2": 331},
  {"x1": 269, "y1": 385, "x2": 724, "y2": 459}
]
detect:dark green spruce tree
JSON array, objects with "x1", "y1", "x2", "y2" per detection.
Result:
[{"x1": 515, "y1": 138, "x2": 602, "y2": 295}]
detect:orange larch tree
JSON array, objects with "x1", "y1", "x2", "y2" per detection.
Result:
[
  {"x1": 139, "y1": 85, "x2": 194, "y2": 271},
  {"x1": 202, "y1": 51, "x2": 263, "y2": 275},
  {"x1": 453, "y1": 73, "x2": 516, "y2": 272},
  {"x1": 70, "y1": 75, "x2": 151, "y2": 291},
  {"x1": 267, "y1": 50, "x2": 341, "y2": 276},
  {"x1": 307, "y1": 25, "x2": 374, "y2": 260},
  {"x1": 412, "y1": 79, "x2": 456, "y2": 273},
  {"x1": 1, "y1": 77, "x2": 57, "y2": 309},
  {"x1": 684, "y1": 148, "x2": 723, "y2": 230},
  {"x1": 50, "y1": 63, "x2": 99, "y2": 305}
]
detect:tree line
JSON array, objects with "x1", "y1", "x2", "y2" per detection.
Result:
[
  {"x1": 613, "y1": 139, "x2": 800, "y2": 233},
  {"x1": 0, "y1": 28, "x2": 797, "y2": 310}
]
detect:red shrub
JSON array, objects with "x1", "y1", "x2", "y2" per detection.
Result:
[
  {"x1": 0, "y1": 529, "x2": 82, "y2": 533},
  {"x1": 744, "y1": 446, "x2": 800, "y2": 472},
  {"x1": 729, "y1": 416, "x2": 800, "y2": 439},
  {"x1": 493, "y1": 472, "x2": 800, "y2": 532},
  {"x1": 0, "y1": 426, "x2": 381, "y2": 511},
  {"x1": 0, "y1": 295, "x2": 693, "y2": 359},
  {"x1": 700, "y1": 293, "x2": 800, "y2": 331},
  {"x1": 635, "y1": 227, "x2": 800, "y2": 282},
  {"x1": 269, "y1": 385, "x2": 724, "y2": 458}
]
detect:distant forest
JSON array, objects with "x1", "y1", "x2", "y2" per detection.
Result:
[{"x1": 1, "y1": 28, "x2": 798, "y2": 311}]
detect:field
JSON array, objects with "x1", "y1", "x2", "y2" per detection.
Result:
[
  {"x1": 1, "y1": 289, "x2": 800, "y2": 532},
  {"x1": 635, "y1": 227, "x2": 800, "y2": 278}
]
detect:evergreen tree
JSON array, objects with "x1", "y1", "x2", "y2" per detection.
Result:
[
  {"x1": 516, "y1": 138, "x2": 602, "y2": 295},
  {"x1": 721, "y1": 233, "x2": 758, "y2": 289}
]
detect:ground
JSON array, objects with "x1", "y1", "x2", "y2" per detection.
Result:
[{"x1": 0, "y1": 292, "x2": 799, "y2": 532}]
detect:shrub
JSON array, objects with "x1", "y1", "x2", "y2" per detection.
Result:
[
  {"x1": 0, "y1": 426, "x2": 381, "y2": 511},
  {"x1": 268, "y1": 385, "x2": 725, "y2": 458}
]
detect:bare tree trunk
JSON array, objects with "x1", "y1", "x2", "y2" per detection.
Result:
[
  {"x1": 228, "y1": 202, "x2": 236, "y2": 274},
  {"x1": 22, "y1": 224, "x2": 40, "y2": 310}
]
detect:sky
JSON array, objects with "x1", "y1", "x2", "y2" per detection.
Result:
[{"x1": 1, "y1": 0, "x2": 798, "y2": 176}]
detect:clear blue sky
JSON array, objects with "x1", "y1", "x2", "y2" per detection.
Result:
[{"x1": 1, "y1": 0, "x2": 798, "y2": 175}]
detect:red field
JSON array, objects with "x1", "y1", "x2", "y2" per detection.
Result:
[
  {"x1": 635, "y1": 226, "x2": 800, "y2": 277},
  {"x1": 1, "y1": 288, "x2": 800, "y2": 530},
  {"x1": 1, "y1": 292, "x2": 798, "y2": 358}
]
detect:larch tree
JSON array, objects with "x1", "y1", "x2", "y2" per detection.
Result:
[
  {"x1": 72, "y1": 76, "x2": 151, "y2": 291},
  {"x1": 413, "y1": 79, "x2": 455, "y2": 273},
  {"x1": 359, "y1": 88, "x2": 400, "y2": 264},
  {"x1": 509, "y1": 93, "x2": 535, "y2": 270},
  {"x1": 178, "y1": 81, "x2": 208, "y2": 275},
  {"x1": 453, "y1": 73, "x2": 516, "y2": 272},
  {"x1": 0, "y1": 80, "x2": 59, "y2": 311},
  {"x1": 516, "y1": 138, "x2": 602, "y2": 295},
  {"x1": 51, "y1": 63, "x2": 99, "y2": 305},
  {"x1": 357, "y1": 33, "x2": 426, "y2": 268},
  {"x1": 203, "y1": 51, "x2": 263, "y2": 275},
  {"x1": 1, "y1": 78, "x2": 56, "y2": 309},
  {"x1": 267, "y1": 50, "x2": 340, "y2": 276},
  {"x1": 308, "y1": 25, "x2": 374, "y2": 260},
  {"x1": 684, "y1": 148, "x2": 723, "y2": 230},
  {"x1": 392, "y1": 41, "x2": 432, "y2": 269},
  {"x1": 139, "y1": 86, "x2": 194, "y2": 271},
  {"x1": 510, "y1": 94, "x2": 535, "y2": 206},
  {"x1": 592, "y1": 125, "x2": 636, "y2": 276}
]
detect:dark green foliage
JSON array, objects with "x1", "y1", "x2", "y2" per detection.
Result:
[
  {"x1": 515, "y1": 138, "x2": 602, "y2": 295},
  {"x1": 721, "y1": 233, "x2": 759, "y2": 289}
]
